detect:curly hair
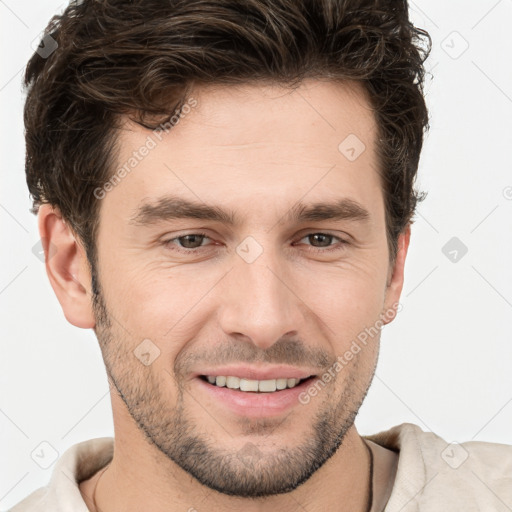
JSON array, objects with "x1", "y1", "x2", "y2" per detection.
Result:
[{"x1": 24, "y1": 0, "x2": 430, "y2": 273}]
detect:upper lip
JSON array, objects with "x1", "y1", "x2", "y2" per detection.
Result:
[{"x1": 194, "y1": 365, "x2": 317, "y2": 381}]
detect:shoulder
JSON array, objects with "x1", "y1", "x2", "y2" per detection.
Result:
[
  {"x1": 8, "y1": 487, "x2": 47, "y2": 512},
  {"x1": 8, "y1": 437, "x2": 113, "y2": 512},
  {"x1": 364, "y1": 423, "x2": 512, "y2": 511}
]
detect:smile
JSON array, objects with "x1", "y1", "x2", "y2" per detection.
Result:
[{"x1": 200, "y1": 375, "x2": 313, "y2": 393}]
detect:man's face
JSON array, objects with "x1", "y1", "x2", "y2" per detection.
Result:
[{"x1": 91, "y1": 79, "x2": 404, "y2": 497}]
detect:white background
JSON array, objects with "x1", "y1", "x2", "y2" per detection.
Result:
[{"x1": 1, "y1": 0, "x2": 512, "y2": 509}]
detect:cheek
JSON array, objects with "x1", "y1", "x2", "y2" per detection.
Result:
[
  {"x1": 99, "y1": 226, "x2": 389, "y2": 349},
  {"x1": 292, "y1": 258, "x2": 388, "y2": 339},
  {"x1": 102, "y1": 257, "x2": 225, "y2": 345}
]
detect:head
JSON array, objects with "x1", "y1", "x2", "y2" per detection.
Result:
[{"x1": 25, "y1": 0, "x2": 430, "y2": 498}]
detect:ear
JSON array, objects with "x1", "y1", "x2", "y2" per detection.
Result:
[
  {"x1": 381, "y1": 223, "x2": 411, "y2": 325},
  {"x1": 38, "y1": 204, "x2": 96, "y2": 329}
]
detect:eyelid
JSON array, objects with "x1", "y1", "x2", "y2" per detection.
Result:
[
  {"x1": 293, "y1": 226, "x2": 353, "y2": 243},
  {"x1": 162, "y1": 231, "x2": 212, "y2": 250},
  {"x1": 162, "y1": 230, "x2": 349, "y2": 254},
  {"x1": 294, "y1": 232, "x2": 349, "y2": 252}
]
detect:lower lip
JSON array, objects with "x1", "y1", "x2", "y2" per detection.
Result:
[{"x1": 195, "y1": 377, "x2": 314, "y2": 418}]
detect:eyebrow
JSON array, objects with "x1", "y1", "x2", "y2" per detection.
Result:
[{"x1": 128, "y1": 194, "x2": 371, "y2": 227}]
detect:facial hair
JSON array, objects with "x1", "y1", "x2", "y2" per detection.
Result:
[{"x1": 91, "y1": 272, "x2": 378, "y2": 498}]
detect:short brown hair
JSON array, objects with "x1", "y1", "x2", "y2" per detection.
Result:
[{"x1": 24, "y1": 0, "x2": 430, "y2": 279}]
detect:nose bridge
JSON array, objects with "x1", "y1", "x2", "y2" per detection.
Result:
[{"x1": 217, "y1": 239, "x2": 300, "y2": 348}]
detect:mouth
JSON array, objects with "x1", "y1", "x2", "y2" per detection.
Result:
[
  {"x1": 198, "y1": 374, "x2": 316, "y2": 393},
  {"x1": 195, "y1": 373, "x2": 317, "y2": 417},
  {"x1": 192, "y1": 365, "x2": 320, "y2": 417}
]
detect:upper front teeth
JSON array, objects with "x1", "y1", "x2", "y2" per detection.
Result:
[{"x1": 206, "y1": 375, "x2": 303, "y2": 392}]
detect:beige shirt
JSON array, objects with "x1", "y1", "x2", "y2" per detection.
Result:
[{"x1": 9, "y1": 423, "x2": 512, "y2": 511}]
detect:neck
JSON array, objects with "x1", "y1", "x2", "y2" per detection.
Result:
[{"x1": 86, "y1": 426, "x2": 374, "y2": 512}]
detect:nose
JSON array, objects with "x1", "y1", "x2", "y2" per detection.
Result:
[{"x1": 216, "y1": 244, "x2": 304, "y2": 350}]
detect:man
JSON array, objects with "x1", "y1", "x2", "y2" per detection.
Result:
[{"x1": 11, "y1": 0, "x2": 512, "y2": 511}]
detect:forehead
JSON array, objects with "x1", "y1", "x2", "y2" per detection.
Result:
[
  {"x1": 102, "y1": 79, "x2": 382, "y2": 229},
  {"x1": 164, "y1": 79, "x2": 377, "y2": 158}
]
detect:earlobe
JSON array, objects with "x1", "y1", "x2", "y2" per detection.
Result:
[
  {"x1": 382, "y1": 224, "x2": 411, "y2": 325},
  {"x1": 38, "y1": 204, "x2": 96, "y2": 329}
]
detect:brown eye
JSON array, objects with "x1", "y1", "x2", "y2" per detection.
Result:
[
  {"x1": 163, "y1": 232, "x2": 212, "y2": 253},
  {"x1": 306, "y1": 233, "x2": 334, "y2": 247},
  {"x1": 296, "y1": 232, "x2": 348, "y2": 253},
  {"x1": 176, "y1": 234, "x2": 207, "y2": 249}
]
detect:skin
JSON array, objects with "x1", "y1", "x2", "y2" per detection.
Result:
[{"x1": 39, "y1": 79, "x2": 409, "y2": 512}]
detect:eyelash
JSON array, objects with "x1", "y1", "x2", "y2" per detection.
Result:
[{"x1": 162, "y1": 231, "x2": 348, "y2": 255}]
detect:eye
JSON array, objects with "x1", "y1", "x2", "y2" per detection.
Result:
[
  {"x1": 162, "y1": 231, "x2": 349, "y2": 256},
  {"x1": 295, "y1": 232, "x2": 348, "y2": 253},
  {"x1": 163, "y1": 232, "x2": 212, "y2": 253}
]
